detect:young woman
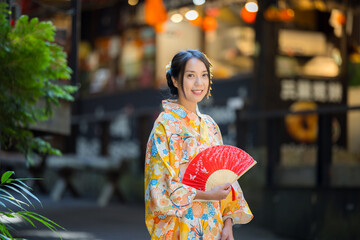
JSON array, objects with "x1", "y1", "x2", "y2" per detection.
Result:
[{"x1": 144, "y1": 50, "x2": 253, "y2": 240}]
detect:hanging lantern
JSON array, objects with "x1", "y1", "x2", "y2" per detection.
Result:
[
  {"x1": 280, "y1": 9, "x2": 294, "y2": 22},
  {"x1": 264, "y1": 6, "x2": 295, "y2": 22},
  {"x1": 154, "y1": 22, "x2": 166, "y2": 33},
  {"x1": 205, "y1": 7, "x2": 220, "y2": 17},
  {"x1": 336, "y1": 13, "x2": 346, "y2": 25},
  {"x1": 264, "y1": 6, "x2": 278, "y2": 21},
  {"x1": 189, "y1": 16, "x2": 203, "y2": 26},
  {"x1": 241, "y1": 6, "x2": 257, "y2": 24},
  {"x1": 145, "y1": 0, "x2": 168, "y2": 26},
  {"x1": 202, "y1": 16, "x2": 217, "y2": 32}
]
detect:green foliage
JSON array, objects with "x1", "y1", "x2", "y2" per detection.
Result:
[
  {"x1": 0, "y1": 3, "x2": 77, "y2": 161},
  {"x1": 0, "y1": 171, "x2": 65, "y2": 239}
]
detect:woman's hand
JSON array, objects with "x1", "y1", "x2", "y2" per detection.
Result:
[
  {"x1": 195, "y1": 183, "x2": 231, "y2": 201},
  {"x1": 221, "y1": 218, "x2": 234, "y2": 240}
]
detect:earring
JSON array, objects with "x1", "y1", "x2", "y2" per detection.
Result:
[{"x1": 207, "y1": 80, "x2": 213, "y2": 99}]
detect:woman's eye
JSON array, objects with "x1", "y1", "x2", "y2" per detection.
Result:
[
  {"x1": 202, "y1": 73, "x2": 209, "y2": 78},
  {"x1": 187, "y1": 74, "x2": 195, "y2": 78}
]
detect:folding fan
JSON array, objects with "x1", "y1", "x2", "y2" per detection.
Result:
[{"x1": 182, "y1": 145, "x2": 256, "y2": 194}]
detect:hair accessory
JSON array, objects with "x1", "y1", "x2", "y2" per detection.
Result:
[
  {"x1": 207, "y1": 80, "x2": 213, "y2": 99},
  {"x1": 165, "y1": 61, "x2": 171, "y2": 72}
]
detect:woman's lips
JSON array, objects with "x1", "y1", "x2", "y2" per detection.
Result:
[{"x1": 192, "y1": 90, "x2": 203, "y2": 95}]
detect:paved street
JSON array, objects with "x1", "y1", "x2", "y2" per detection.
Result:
[{"x1": 6, "y1": 195, "x2": 293, "y2": 240}]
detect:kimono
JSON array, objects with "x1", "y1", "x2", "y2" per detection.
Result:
[{"x1": 144, "y1": 99, "x2": 253, "y2": 240}]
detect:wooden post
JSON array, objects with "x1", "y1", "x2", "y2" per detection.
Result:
[
  {"x1": 70, "y1": 0, "x2": 81, "y2": 87},
  {"x1": 316, "y1": 114, "x2": 332, "y2": 187}
]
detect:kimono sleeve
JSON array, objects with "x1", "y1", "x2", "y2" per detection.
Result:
[
  {"x1": 220, "y1": 181, "x2": 253, "y2": 224},
  {"x1": 144, "y1": 123, "x2": 197, "y2": 218}
]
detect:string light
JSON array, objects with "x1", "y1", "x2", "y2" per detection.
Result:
[
  {"x1": 128, "y1": 0, "x2": 138, "y2": 6},
  {"x1": 245, "y1": 2, "x2": 258, "y2": 12},
  {"x1": 193, "y1": 0, "x2": 206, "y2": 6},
  {"x1": 185, "y1": 10, "x2": 199, "y2": 21},
  {"x1": 170, "y1": 13, "x2": 183, "y2": 23}
]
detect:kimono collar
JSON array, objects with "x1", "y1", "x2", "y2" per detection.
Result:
[{"x1": 162, "y1": 99, "x2": 203, "y2": 119}]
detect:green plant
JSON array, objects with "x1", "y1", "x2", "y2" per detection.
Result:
[
  {"x1": 0, "y1": 3, "x2": 77, "y2": 162},
  {"x1": 0, "y1": 171, "x2": 64, "y2": 239},
  {"x1": 0, "y1": 3, "x2": 76, "y2": 239}
]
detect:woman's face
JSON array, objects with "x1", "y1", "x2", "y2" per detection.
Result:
[{"x1": 173, "y1": 58, "x2": 209, "y2": 109}]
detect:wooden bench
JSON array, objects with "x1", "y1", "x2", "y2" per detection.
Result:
[{"x1": 47, "y1": 154, "x2": 128, "y2": 207}]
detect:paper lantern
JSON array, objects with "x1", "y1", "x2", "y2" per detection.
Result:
[
  {"x1": 205, "y1": 7, "x2": 220, "y2": 17},
  {"x1": 241, "y1": 7, "x2": 257, "y2": 24},
  {"x1": 145, "y1": 0, "x2": 168, "y2": 26},
  {"x1": 189, "y1": 16, "x2": 203, "y2": 26},
  {"x1": 280, "y1": 9, "x2": 295, "y2": 22},
  {"x1": 265, "y1": 6, "x2": 295, "y2": 22},
  {"x1": 336, "y1": 13, "x2": 346, "y2": 25},
  {"x1": 202, "y1": 16, "x2": 217, "y2": 32},
  {"x1": 264, "y1": 6, "x2": 279, "y2": 21},
  {"x1": 154, "y1": 22, "x2": 166, "y2": 33}
]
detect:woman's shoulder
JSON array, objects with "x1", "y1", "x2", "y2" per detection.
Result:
[
  {"x1": 201, "y1": 114, "x2": 218, "y2": 126},
  {"x1": 155, "y1": 111, "x2": 181, "y2": 125}
]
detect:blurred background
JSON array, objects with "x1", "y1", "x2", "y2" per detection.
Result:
[{"x1": 1, "y1": 0, "x2": 360, "y2": 239}]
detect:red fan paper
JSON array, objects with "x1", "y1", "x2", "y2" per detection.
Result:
[{"x1": 182, "y1": 145, "x2": 256, "y2": 192}]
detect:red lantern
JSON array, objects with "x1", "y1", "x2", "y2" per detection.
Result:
[
  {"x1": 189, "y1": 16, "x2": 203, "y2": 26},
  {"x1": 337, "y1": 13, "x2": 346, "y2": 25},
  {"x1": 205, "y1": 7, "x2": 220, "y2": 17},
  {"x1": 202, "y1": 16, "x2": 217, "y2": 32},
  {"x1": 241, "y1": 7, "x2": 257, "y2": 24},
  {"x1": 145, "y1": 0, "x2": 168, "y2": 26},
  {"x1": 280, "y1": 9, "x2": 294, "y2": 22},
  {"x1": 154, "y1": 22, "x2": 166, "y2": 33}
]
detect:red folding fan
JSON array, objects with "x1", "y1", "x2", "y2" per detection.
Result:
[{"x1": 182, "y1": 145, "x2": 256, "y2": 195}]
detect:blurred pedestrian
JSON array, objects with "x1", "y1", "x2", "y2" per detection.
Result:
[{"x1": 144, "y1": 49, "x2": 253, "y2": 240}]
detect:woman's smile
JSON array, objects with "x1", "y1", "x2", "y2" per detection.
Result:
[{"x1": 192, "y1": 90, "x2": 203, "y2": 95}]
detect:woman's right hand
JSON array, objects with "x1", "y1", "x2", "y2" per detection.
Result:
[{"x1": 195, "y1": 183, "x2": 231, "y2": 201}]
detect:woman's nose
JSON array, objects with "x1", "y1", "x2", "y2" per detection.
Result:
[{"x1": 194, "y1": 76, "x2": 202, "y2": 85}]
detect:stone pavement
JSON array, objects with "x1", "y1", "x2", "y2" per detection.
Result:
[{"x1": 7, "y1": 195, "x2": 293, "y2": 240}]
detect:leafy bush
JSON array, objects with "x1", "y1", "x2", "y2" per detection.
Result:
[{"x1": 0, "y1": 3, "x2": 77, "y2": 162}]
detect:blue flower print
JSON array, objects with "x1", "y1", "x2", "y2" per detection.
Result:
[
  {"x1": 207, "y1": 201, "x2": 216, "y2": 218},
  {"x1": 150, "y1": 179, "x2": 157, "y2": 185},
  {"x1": 151, "y1": 141, "x2": 157, "y2": 157},
  {"x1": 173, "y1": 108, "x2": 187, "y2": 118},
  {"x1": 163, "y1": 113, "x2": 177, "y2": 122},
  {"x1": 185, "y1": 207, "x2": 194, "y2": 220},
  {"x1": 187, "y1": 230, "x2": 196, "y2": 240}
]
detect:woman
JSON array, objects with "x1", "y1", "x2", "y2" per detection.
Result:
[{"x1": 144, "y1": 50, "x2": 253, "y2": 240}]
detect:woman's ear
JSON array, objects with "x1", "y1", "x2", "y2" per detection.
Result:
[{"x1": 171, "y1": 76, "x2": 179, "y2": 88}]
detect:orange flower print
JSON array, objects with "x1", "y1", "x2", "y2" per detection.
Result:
[
  {"x1": 204, "y1": 231, "x2": 215, "y2": 240},
  {"x1": 160, "y1": 198, "x2": 170, "y2": 207},
  {"x1": 211, "y1": 226, "x2": 219, "y2": 236},
  {"x1": 192, "y1": 202, "x2": 204, "y2": 217},
  {"x1": 165, "y1": 230, "x2": 175, "y2": 240}
]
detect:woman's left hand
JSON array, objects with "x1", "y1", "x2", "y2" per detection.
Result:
[{"x1": 221, "y1": 218, "x2": 234, "y2": 240}]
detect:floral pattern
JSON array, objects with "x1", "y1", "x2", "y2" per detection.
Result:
[{"x1": 145, "y1": 99, "x2": 253, "y2": 240}]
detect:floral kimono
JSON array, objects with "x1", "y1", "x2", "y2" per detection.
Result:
[{"x1": 144, "y1": 99, "x2": 253, "y2": 240}]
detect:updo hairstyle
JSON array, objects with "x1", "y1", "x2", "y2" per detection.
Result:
[{"x1": 166, "y1": 49, "x2": 212, "y2": 98}]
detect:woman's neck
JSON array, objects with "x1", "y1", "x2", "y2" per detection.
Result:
[{"x1": 177, "y1": 99, "x2": 197, "y2": 114}]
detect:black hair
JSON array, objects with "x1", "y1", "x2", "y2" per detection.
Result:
[{"x1": 166, "y1": 49, "x2": 212, "y2": 98}]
